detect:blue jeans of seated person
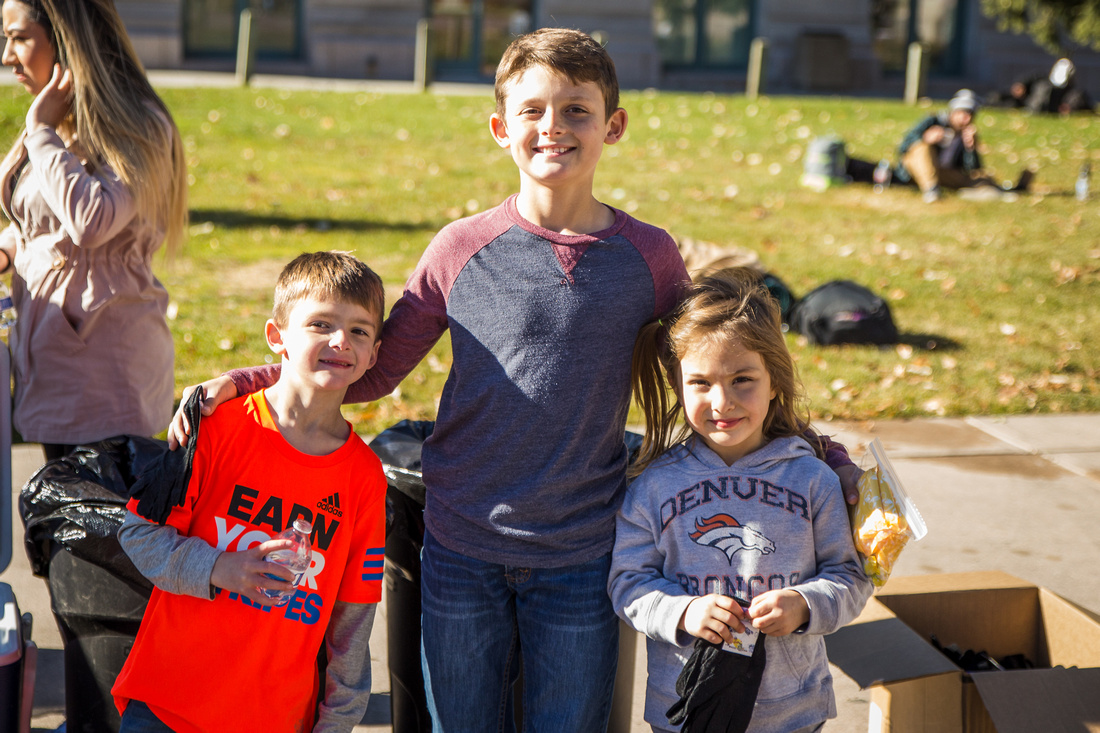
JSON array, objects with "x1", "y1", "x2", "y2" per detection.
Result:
[
  {"x1": 119, "y1": 700, "x2": 173, "y2": 733},
  {"x1": 420, "y1": 529, "x2": 619, "y2": 733}
]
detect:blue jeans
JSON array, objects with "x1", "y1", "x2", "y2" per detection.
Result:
[
  {"x1": 420, "y1": 530, "x2": 619, "y2": 733},
  {"x1": 119, "y1": 700, "x2": 174, "y2": 733}
]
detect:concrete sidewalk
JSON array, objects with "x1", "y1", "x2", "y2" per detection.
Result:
[{"x1": 4, "y1": 412, "x2": 1100, "y2": 732}]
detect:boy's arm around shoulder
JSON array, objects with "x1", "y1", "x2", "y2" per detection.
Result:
[
  {"x1": 118, "y1": 510, "x2": 222, "y2": 599},
  {"x1": 314, "y1": 601, "x2": 377, "y2": 732},
  {"x1": 791, "y1": 465, "x2": 873, "y2": 636},
  {"x1": 607, "y1": 470, "x2": 696, "y2": 647}
]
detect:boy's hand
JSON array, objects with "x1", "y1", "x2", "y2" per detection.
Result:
[
  {"x1": 27, "y1": 64, "x2": 73, "y2": 133},
  {"x1": 210, "y1": 538, "x2": 295, "y2": 606},
  {"x1": 747, "y1": 589, "x2": 809, "y2": 637},
  {"x1": 678, "y1": 594, "x2": 747, "y2": 645},
  {"x1": 834, "y1": 464, "x2": 863, "y2": 505},
  {"x1": 167, "y1": 376, "x2": 238, "y2": 449}
]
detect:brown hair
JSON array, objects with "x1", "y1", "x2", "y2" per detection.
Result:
[
  {"x1": 273, "y1": 251, "x2": 385, "y2": 327},
  {"x1": 494, "y1": 27, "x2": 619, "y2": 120},
  {"x1": 630, "y1": 267, "x2": 819, "y2": 475}
]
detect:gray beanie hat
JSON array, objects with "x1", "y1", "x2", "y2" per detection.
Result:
[{"x1": 948, "y1": 89, "x2": 979, "y2": 114}]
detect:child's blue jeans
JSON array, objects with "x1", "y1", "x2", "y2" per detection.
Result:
[
  {"x1": 420, "y1": 529, "x2": 619, "y2": 733},
  {"x1": 119, "y1": 700, "x2": 173, "y2": 733}
]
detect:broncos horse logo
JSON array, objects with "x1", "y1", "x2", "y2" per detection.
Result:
[{"x1": 689, "y1": 514, "x2": 775, "y2": 564}]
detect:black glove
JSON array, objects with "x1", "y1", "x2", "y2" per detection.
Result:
[
  {"x1": 666, "y1": 625, "x2": 767, "y2": 733},
  {"x1": 131, "y1": 386, "x2": 204, "y2": 525}
]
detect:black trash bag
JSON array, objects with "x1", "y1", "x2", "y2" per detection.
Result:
[
  {"x1": 130, "y1": 386, "x2": 205, "y2": 525},
  {"x1": 370, "y1": 420, "x2": 435, "y2": 733},
  {"x1": 370, "y1": 419, "x2": 435, "y2": 507},
  {"x1": 19, "y1": 436, "x2": 167, "y2": 592}
]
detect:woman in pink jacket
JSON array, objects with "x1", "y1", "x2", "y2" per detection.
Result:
[{"x1": 0, "y1": 0, "x2": 187, "y2": 459}]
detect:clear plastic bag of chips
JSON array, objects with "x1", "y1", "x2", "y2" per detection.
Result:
[{"x1": 849, "y1": 439, "x2": 927, "y2": 587}]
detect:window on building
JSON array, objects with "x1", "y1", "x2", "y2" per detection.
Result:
[
  {"x1": 654, "y1": 0, "x2": 752, "y2": 69},
  {"x1": 432, "y1": 0, "x2": 533, "y2": 81},
  {"x1": 871, "y1": 0, "x2": 966, "y2": 75},
  {"x1": 185, "y1": 0, "x2": 302, "y2": 59}
]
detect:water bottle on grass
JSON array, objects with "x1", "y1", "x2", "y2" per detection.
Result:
[
  {"x1": 1076, "y1": 163, "x2": 1090, "y2": 202},
  {"x1": 873, "y1": 159, "x2": 892, "y2": 193},
  {"x1": 258, "y1": 518, "x2": 312, "y2": 606}
]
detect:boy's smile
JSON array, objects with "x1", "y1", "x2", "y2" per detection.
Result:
[
  {"x1": 266, "y1": 297, "x2": 382, "y2": 392},
  {"x1": 490, "y1": 65, "x2": 626, "y2": 193}
]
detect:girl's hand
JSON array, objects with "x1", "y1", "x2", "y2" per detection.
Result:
[
  {"x1": 209, "y1": 537, "x2": 295, "y2": 605},
  {"x1": 747, "y1": 589, "x2": 809, "y2": 637},
  {"x1": 27, "y1": 64, "x2": 73, "y2": 133},
  {"x1": 678, "y1": 594, "x2": 747, "y2": 644}
]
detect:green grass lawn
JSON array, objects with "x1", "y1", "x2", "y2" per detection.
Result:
[{"x1": 1, "y1": 84, "x2": 1096, "y2": 436}]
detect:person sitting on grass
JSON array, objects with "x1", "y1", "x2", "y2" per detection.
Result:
[
  {"x1": 111, "y1": 251, "x2": 387, "y2": 733},
  {"x1": 1025, "y1": 58, "x2": 1095, "y2": 115},
  {"x1": 895, "y1": 89, "x2": 1031, "y2": 203}
]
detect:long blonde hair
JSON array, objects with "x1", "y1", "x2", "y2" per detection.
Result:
[
  {"x1": 631, "y1": 267, "x2": 820, "y2": 475},
  {"x1": 7, "y1": 0, "x2": 187, "y2": 253}
]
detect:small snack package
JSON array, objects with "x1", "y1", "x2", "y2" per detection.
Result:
[{"x1": 849, "y1": 438, "x2": 927, "y2": 587}]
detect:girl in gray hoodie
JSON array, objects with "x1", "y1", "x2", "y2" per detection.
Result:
[{"x1": 609, "y1": 268, "x2": 871, "y2": 732}]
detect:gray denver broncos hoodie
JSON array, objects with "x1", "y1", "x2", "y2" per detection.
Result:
[{"x1": 608, "y1": 435, "x2": 872, "y2": 733}]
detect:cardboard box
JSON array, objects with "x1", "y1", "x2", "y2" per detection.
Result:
[{"x1": 825, "y1": 571, "x2": 1100, "y2": 733}]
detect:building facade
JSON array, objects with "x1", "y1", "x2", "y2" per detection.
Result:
[{"x1": 121, "y1": 0, "x2": 1099, "y2": 99}]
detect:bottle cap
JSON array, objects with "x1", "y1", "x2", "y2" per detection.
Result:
[{"x1": 293, "y1": 518, "x2": 313, "y2": 534}]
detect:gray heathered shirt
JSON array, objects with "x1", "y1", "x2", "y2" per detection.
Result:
[{"x1": 608, "y1": 436, "x2": 872, "y2": 732}]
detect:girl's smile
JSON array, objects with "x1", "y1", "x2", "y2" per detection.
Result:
[{"x1": 679, "y1": 338, "x2": 776, "y2": 466}]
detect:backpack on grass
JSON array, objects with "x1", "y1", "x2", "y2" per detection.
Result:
[
  {"x1": 800, "y1": 135, "x2": 848, "y2": 191},
  {"x1": 788, "y1": 280, "x2": 899, "y2": 346}
]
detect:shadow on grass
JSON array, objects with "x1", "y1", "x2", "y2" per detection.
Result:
[
  {"x1": 189, "y1": 208, "x2": 440, "y2": 233},
  {"x1": 897, "y1": 332, "x2": 963, "y2": 351}
]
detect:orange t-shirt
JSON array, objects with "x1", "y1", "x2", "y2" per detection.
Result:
[{"x1": 112, "y1": 391, "x2": 386, "y2": 732}]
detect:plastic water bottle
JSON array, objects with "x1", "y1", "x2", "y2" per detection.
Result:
[
  {"x1": 0, "y1": 281, "x2": 16, "y2": 333},
  {"x1": 258, "y1": 518, "x2": 312, "y2": 606},
  {"x1": 873, "y1": 159, "x2": 891, "y2": 193},
  {"x1": 1076, "y1": 163, "x2": 1090, "y2": 202}
]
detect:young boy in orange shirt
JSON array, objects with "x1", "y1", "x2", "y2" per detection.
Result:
[{"x1": 112, "y1": 251, "x2": 387, "y2": 732}]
